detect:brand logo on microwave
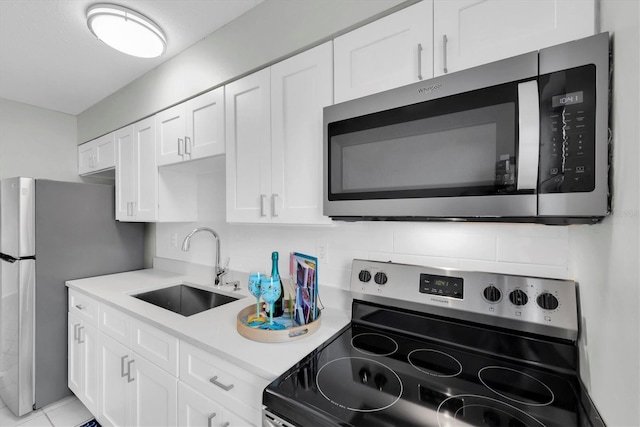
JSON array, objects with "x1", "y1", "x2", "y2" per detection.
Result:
[
  {"x1": 418, "y1": 83, "x2": 442, "y2": 94},
  {"x1": 430, "y1": 297, "x2": 449, "y2": 304}
]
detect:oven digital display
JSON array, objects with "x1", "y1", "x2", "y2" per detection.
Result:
[{"x1": 420, "y1": 274, "x2": 463, "y2": 299}]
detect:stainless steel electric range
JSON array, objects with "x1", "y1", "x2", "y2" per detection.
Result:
[{"x1": 263, "y1": 259, "x2": 605, "y2": 427}]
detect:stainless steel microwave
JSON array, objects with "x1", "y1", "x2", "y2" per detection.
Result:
[{"x1": 323, "y1": 32, "x2": 610, "y2": 224}]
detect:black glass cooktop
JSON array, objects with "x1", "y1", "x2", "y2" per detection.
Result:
[{"x1": 264, "y1": 319, "x2": 603, "y2": 427}]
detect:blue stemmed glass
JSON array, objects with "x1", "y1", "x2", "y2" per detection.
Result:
[
  {"x1": 247, "y1": 271, "x2": 266, "y2": 325},
  {"x1": 260, "y1": 276, "x2": 285, "y2": 330}
]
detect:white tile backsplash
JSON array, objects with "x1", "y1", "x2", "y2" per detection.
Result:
[{"x1": 156, "y1": 171, "x2": 571, "y2": 288}]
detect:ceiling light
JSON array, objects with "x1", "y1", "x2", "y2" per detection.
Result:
[{"x1": 86, "y1": 4, "x2": 166, "y2": 58}]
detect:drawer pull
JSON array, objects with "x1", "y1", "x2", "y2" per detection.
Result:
[
  {"x1": 221, "y1": 423, "x2": 229, "y2": 427},
  {"x1": 210, "y1": 376, "x2": 234, "y2": 391},
  {"x1": 207, "y1": 412, "x2": 217, "y2": 427},
  {"x1": 75, "y1": 304, "x2": 85, "y2": 310},
  {"x1": 120, "y1": 355, "x2": 128, "y2": 378},
  {"x1": 127, "y1": 360, "x2": 135, "y2": 382}
]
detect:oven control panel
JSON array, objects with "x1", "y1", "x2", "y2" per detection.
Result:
[{"x1": 350, "y1": 259, "x2": 579, "y2": 341}]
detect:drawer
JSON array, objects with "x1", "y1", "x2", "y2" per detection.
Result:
[
  {"x1": 179, "y1": 341, "x2": 269, "y2": 415},
  {"x1": 131, "y1": 317, "x2": 179, "y2": 376},
  {"x1": 68, "y1": 289, "x2": 99, "y2": 326},
  {"x1": 99, "y1": 303, "x2": 131, "y2": 346}
]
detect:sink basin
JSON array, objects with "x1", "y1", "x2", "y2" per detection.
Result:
[{"x1": 132, "y1": 284, "x2": 238, "y2": 317}]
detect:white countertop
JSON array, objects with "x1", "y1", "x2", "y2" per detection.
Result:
[{"x1": 66, "y1": 268, "x2": 350, "y2": 381}]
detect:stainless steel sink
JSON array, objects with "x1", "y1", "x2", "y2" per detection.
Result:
[{"x1": 132, "y1": 284, "x2": 238, "y2": 317}]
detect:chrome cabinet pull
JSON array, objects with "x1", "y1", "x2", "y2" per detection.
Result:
[
  {"x1": 178, "y1": 138, "x2": 185, "y2": 157},
  {"x1": 221, "y1": 423, "x2": 229, "y2": 427},
  {"x1": 120, "y1": 355, "x2": 128, "y2": 378},
  {"x1": 127, "y1": 359, "x2": 135, "y2": 382},
  {"x1": 77, "y1": 326, "x2": 85, "y2": 343},
  {"x1": 185, "y1": 136, "x2": 192, "y2": 155},
  {"x1": 126, "y1": 202, "x2": 132, "y2": 217},
  {"x1": 417, "y1": 43, "x2": 423, "y2": 80},
  {"x1": 442, "y1": 34, "x2": 449, "y2": 74},
  {"x1": 210, "y1": 376, "x2": 234, "y2": 391},
  {"x1": 271, "y1": 194, "x2": 278, "y2": 217},
  {"x1": 73, "y1": 323, "x2": 80, "y2": 342},
  {"x1": 207, "y1": 413, "x2": 217, "y2": 427},
  {"x1": 260, "y1": 194, "x2": 267, "y2": 217},
  {"x1": 75, "y1": 304, "x2": 85, "y2": 310}
]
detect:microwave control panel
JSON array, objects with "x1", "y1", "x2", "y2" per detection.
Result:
[{"x1": 538, "y1": 65, "x2": 597, "y2": 194}]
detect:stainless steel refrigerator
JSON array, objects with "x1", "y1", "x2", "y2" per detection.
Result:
[{"x1": 0, "y1": 177, "x2": 145, "y2": 416}]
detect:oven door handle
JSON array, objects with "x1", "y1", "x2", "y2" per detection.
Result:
[{"x1": 516, "y1": 80, "x2": 540, "y2": 192}]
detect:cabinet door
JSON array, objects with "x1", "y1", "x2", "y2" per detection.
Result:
[
  {"x1": 433, "y1": 0, "x2": 595, "y2": 76},
  {"x1": 132, "y1": 116, "x2": 158, "y2": 221},
  {"x1": 271, "y1": 41, "x2": 333, "y2": 224},
  {"x1": 156, "y1": 104, "x2": 186, "y2": 166},
  {"x1": 99, "y1": 335, "x2": 131, "y2": 427},
  {"x1": 78, "y1": 142, "x2": 96, "y2": 176},
  {"x1": 225, "y1": 68, "x2": 272, "y2": 223},
  {"x1": 114, "y1": 125, "x2": 135, "y2": 221},
  {"x1": 80, "y1": 322, "x2": 100, "y2": 416},
  {"x1": 185, "y1": 87, "x2": 225, "y2": 161},
  {"x1": 178, "y1": 382, "x2": 225, "y2": 427},
  {"x1": 129, "y1": 354, "x2": 178, "y2": 427},
  {"x1": 334, "y1": 0, "x2": 433, "y2": 103},
  {"x1": 94, "y1": 133, "x2": 115, "y2": 171},
  {"x1": 68, "y1": 312, "x2": 82, "y2": 396}
]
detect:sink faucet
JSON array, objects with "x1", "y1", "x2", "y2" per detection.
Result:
[{"x1": 181, "y1": 227, "x2": 227, "y2": 285}]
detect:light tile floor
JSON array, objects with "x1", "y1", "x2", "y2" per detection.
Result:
[{"x1": 0, "y1": 395, "x2": 93, "y2": 427}]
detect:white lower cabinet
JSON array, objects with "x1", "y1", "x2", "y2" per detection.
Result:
[
  {"x1": 99, "y1": 333, "x2": 178, "y2": 427},
  {"x1": 179, "y1": 341, "x2": 267, "y2": 426},
  {"x1": 178, "y1": 382, "x2": 252, "y2": 427},
  {"x1": 69, "y1": 290, "x2": 265, "y2": 427},
  {"x1": 68, "y1": 312, "x2": 99, "y2": 416}
]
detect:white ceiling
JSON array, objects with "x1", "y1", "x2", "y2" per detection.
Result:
[{"x1": 0, "y1": 0, "x2": 263, "y2": 115}]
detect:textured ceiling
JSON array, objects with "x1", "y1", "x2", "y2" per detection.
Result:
[{"x1": 0, "y1": 0, "x2": 263, "y2": 115}]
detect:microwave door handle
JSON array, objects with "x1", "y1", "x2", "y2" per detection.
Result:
[{"x1": 517, "y1": 80, "x2": 540, "y2": 192}]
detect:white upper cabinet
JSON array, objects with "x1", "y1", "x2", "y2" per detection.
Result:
[
  {"x1": 433, "y1": 0, "x2": 596, "y2": 76},
  {"x1": 270, "y1": 41, "x2": 333, "y2": 224},
  {"x1": 226, "y1": 42, "x2": 333, "y2": 224},
  {"x1": 225, "y1": 68, "x2": 272, "y2": 223},
  {"x1": 156, "y1": 87, "x2": 225, "y2": 167},
  {"x1": 334, "y1": 0, "x2": 433, "y2": 103},
  {"x1": 78, "y1": 132, "x2": 115, "y2": 176},
  {"x1": 115, "y1": 116, "x2": 158, "y2": 222}
]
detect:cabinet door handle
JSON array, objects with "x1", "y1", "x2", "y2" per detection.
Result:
[
  {"x1": 77, "y1": 326, "x2": 85, "y2": 343},
  {"x1": 120, "y1": 355, "x2": 128, "y2": 378},
  {"x1": 260, "y1": 194, "x2": 267, "y2": 217},
  {"x1": 221, "y1": 423, "x2": 229, "y2": 427},
  {"x1": 271, "y1": 194, "x2": 278, "y2": 217},
  {"x1": 210, "y1": 376, "x2": 234, "y2": 391},
  {"x1": 442, "y1": 34, "x2": 449, "y2": 74},
  {"x1": 185, "y1": 136, "x2": 192, "y2": 155},
  {"x1": 417, "y1": 43, "x2": 423, "y2": 80},
  {"x1": 207, "y1": 413, "x2": 217, "y2": 427},
  {"x1": 178, "y1": 138, "x2": 185, "y2": 157},
  {"x1": 126, "y1": 359, "x2": 135, "y2": 382},
  {"x1": 73, "y1": 323, "x2": 80, "y2": 342},
  {"x1": 126, "y1": 202, "x2": 131, "y2": 217},
  {"x1": 75, "y1": 304, "x2": 85, "y2": 310}
]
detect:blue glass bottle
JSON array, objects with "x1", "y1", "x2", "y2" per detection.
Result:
[{"x1": 268, "y1": 251, "x2": 284, "y2": 317}]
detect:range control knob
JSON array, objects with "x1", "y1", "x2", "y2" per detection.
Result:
[
  {"x1": 374, "y1": 272, "x2": 388, "y2": 285},
  {"x1": 483, "y1": 285, "x2": 502, "y2": 302},
  {"x1": 537, "y1": 293, "x2": 559, "y2": 310},
  {"x1": 509, "y1": 289, "x2": 529, "y2": 306},
  {"x1": 358, "y1": 270, "x2": 372, "y2": 283}
]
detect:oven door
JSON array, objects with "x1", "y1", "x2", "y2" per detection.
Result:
[{"x1": 323, "y1": 54, "x2": 540, "y2": 220}]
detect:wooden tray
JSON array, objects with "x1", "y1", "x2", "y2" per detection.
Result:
[{"x1": 236, "y1": 303, "x2": 321, "y2": 343}]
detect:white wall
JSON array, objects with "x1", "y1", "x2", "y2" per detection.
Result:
[
  {"x1": 570, "y1": 2, "x2": 640, "y2": 426},
  {"x1": 76, "y1": 0, "x2": 409, "y2": 143},
  {"x1": 0, "y1": 98, "x2": 78, "y2": 181}
]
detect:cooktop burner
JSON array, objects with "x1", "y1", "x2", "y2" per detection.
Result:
[
  {"x1": 351, "y1": 332, "x2": 398, "y2": 356},
  {"x1": 263, "y1": 260, "x2": 605, "y2": 427},
  {"x1": 316, "y1": 356, "x2": 403, "y2": 412}
]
